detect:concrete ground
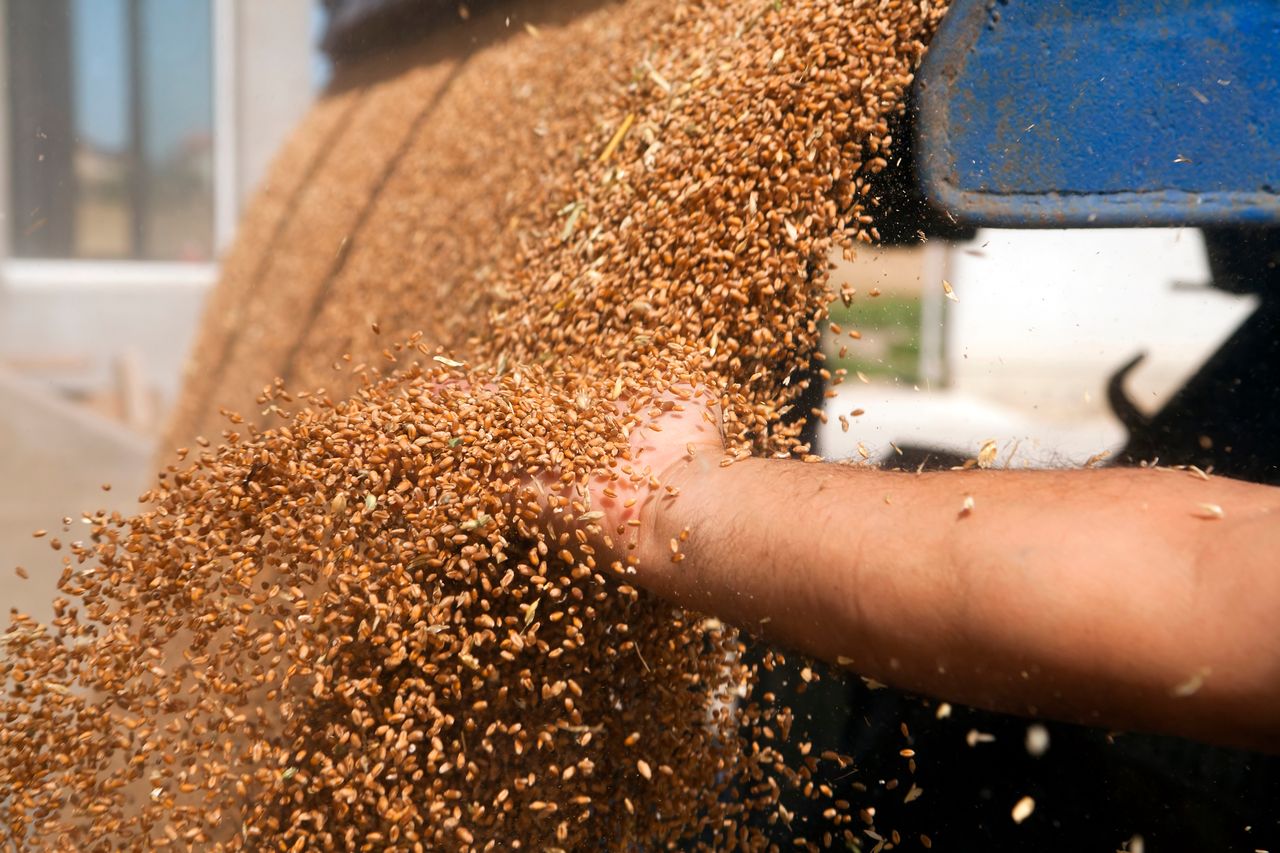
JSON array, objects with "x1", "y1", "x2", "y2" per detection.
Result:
[{"x1": 0, "y1": 369, "x2": 151, "y2": 626}]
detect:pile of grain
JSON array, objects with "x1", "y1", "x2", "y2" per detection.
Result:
[
  {"x1": 2, "y1": 0, "x2": 945, "y2": 847},
  {"x1": 4, "y1": 357, "x2": 785, "y2": 849},
  {"x1": 165, "y1": 0, "x2": 943, "y2": 454}
]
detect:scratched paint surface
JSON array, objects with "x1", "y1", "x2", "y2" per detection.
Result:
[{"x1": 916, "y1": 0, "x2": 1280, "y2": 226}]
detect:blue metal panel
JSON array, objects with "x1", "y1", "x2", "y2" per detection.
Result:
[{"x1": 915, "y1": 0, "x2": 1280, "y2": 227}]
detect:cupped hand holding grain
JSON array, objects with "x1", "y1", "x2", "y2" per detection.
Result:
[
  {"x1": 584, "y1": 386, "x2": 725, "y2": 566},
  {"x1": 521, "y1": 382, "x2": 722, "y2": 568}
]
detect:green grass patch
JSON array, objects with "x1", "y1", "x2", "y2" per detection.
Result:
[{"x1": 825, "y1": 295, "x2": 921, "y2": 384}]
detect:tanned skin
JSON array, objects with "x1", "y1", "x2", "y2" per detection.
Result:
[{"x1": 565, "y1": 387, "x2": 1280, "y2": 754}]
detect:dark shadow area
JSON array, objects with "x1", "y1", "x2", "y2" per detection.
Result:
[{"x1": 323, "y1": 0, "x2": 626, "y2": 93}]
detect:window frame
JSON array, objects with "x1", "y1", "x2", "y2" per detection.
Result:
[{"x1": 0, "y1": 0, "x2": 237, "y2": 284}]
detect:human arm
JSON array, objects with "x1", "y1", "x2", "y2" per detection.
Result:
[{"x1": 587, "y1": 392, "x2": 1280, "y2": 754}]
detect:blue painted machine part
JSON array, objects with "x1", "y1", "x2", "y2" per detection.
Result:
[{"x1": 914, "y1": 0, "x2": 1280, "y2": 227}]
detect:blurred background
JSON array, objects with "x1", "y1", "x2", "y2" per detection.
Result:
[
  {"x1": 0, "y1": 1, "x2": 1256, "y2": 623},
  {"x1": 0, "y1": 0, "x2": 325, "y2": 619}
]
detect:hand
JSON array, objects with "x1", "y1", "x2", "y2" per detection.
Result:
[
  {"x1": 426, "y1": 372, "x2": 723, "y2": 577},
  {"x1": 600, "y1": 386, "x2": 725, "y2": 565},
  {"x1": 537, "y1": 385, "x2": 724, "y2": 575}
]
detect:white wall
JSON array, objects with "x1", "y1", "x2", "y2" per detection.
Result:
[
  {"x1": 818, "y1": 228, "x2": 1257, "y2": 468},
  {"x1": 0, "y1": 263, "x2": 214, "y2": 400},
  {"x1": 233, "y1": 0, "x2": 317, "y2": 203},
  {"x1": 943, "y1": 228, "x2": 1257, "y2": 419}
]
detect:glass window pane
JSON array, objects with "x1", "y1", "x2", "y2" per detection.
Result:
[
  {"x1": 71, "y1": 0, "x2": 132, "y2": 258},
  {"x1": 6, "y1": 0, "x2": 214, "y2": 261},
  {"x1": 139, "y1": 0, "x2": 213, "y2": 261}
]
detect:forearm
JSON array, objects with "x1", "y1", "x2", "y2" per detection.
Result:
[{"x1": 639, "y1": 459, "x2": 1280, "y2": 751}]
